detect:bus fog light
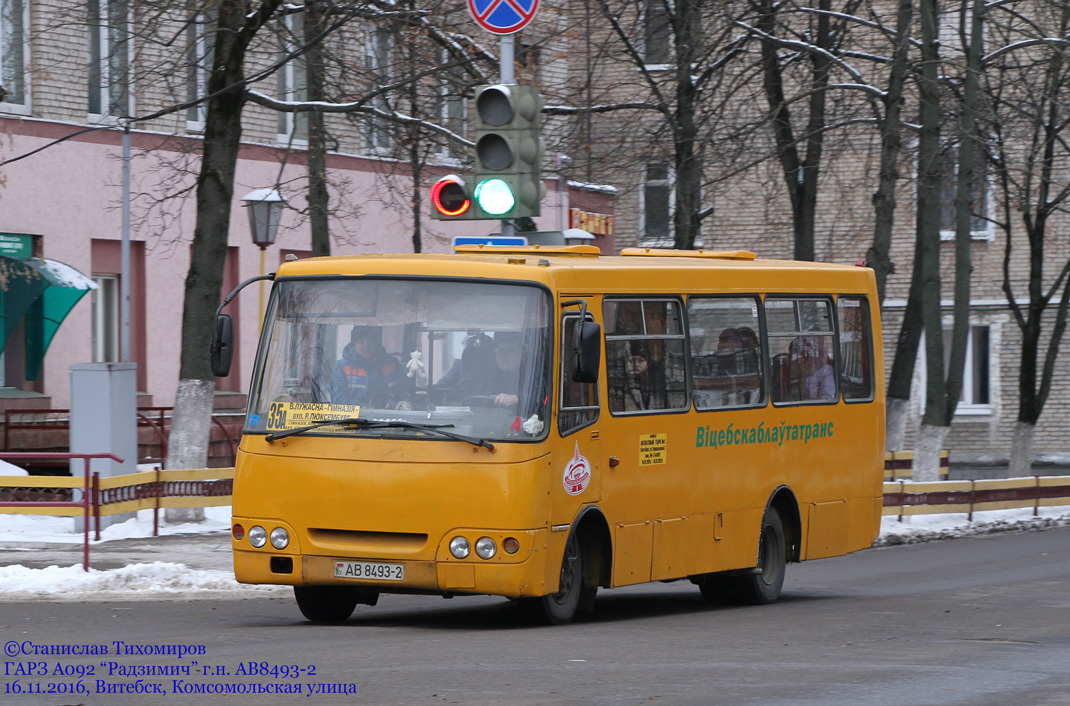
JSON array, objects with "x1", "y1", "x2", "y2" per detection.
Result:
[
  {"x1": 270, "y1": 527, "x2": 290, "y2": 549},
  {"x1": 449, "y1": 536, "x2": 471, "y2": 559},
  {"x1": 232, "y1": 524, "x2": 245, "y2": 541},
  {"x1": 248, "y1": 526, "x2": 268, "y2": 548},
  {"x1": 503, "y1": 537, "x2": 520, "y2": 554},
  {"x1": 475, "y1": 537, "x2": 497, "y2": 559}
]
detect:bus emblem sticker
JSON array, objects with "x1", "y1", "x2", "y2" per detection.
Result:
[{"x1": 563, "y1": 443, "x2": 591, "y2": 495}]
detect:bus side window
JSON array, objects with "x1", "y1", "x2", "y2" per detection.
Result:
[
  {"x1": 837, "y1": 296, "x2": 875, "y2": 402},
  {"x1": 687, "y1": 296, "x2": 764, "y2": 410},
  {"x1": 603, "y1": 298, "x2": 688, "y2": 414},
  {"x1": 767, "y1": 297, "x2": 837, "y2": 405},
  {"x1": 559, "y1": 312, "x2": 599, "y2": 435}
]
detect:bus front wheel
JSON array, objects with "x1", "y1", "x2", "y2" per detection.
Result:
[
  {"x1": 294, "y1": 586, "x2": 371, "y2": 624},
  {"x1": 528, "y1": 533, "x2": 584, "y2": 625}
]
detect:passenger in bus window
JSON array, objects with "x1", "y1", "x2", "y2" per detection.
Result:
[
  {"x1": 484, "y1": 331, "x2": 525, "y2": 408},
  {"x1": 791, "y1": 336, "x2": 834, "y2": 401},
  {"x1": 738, "y1": 326, "x2": 759, "y2": 373},
  {"x1": 737, "y1": 326, "x2": 761, "y2": 403},
  {"x1": 330, "y1": 325, "x2": 399, "y2": 407},
  {"x1": 436, "y1": 333, "x2": 496, "y2": 399}
]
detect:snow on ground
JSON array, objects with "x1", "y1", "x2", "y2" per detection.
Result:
[
  {"x1": 0, "y1": 507, "x2": 290, "y2": 601},
  {"x1": 0, "y1": 505, "x2": 232, "y2": 544},
  {"x1": 877, "y1": 506, "x2": 1070, "y2": 545},
  {"x1": 0, "y1": 562, "x2": 288, "y2": 600},
  {"x1": 0, "y1": 504, "x2": 1068, "y2": 601}
]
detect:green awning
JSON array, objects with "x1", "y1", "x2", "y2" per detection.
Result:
[{"x1": 0, "y1": 256, "x2": 95, "y2": 381}]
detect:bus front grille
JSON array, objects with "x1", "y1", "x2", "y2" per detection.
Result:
[{"x1": 307, "y1": 528, "x2": 429, "y2": 556}]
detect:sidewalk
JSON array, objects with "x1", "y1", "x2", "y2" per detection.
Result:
[{"x1": 0, "y1": 531, "x2": 232, "y2": 572}]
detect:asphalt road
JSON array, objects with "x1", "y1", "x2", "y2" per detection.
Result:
[{"x1": 2, "y1": 527, "x2": 1069, "y2": 706}]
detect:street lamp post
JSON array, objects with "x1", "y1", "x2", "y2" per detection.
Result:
[{"x1": 241, "y1": 189, "x2": 286, "y2": 328}]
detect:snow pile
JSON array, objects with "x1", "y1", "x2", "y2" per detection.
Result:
[
  {"x1": 0, "y1": 562, "x2": 288, "y2": 601},
  {"x1": 877, "y1": 506, "x2": 1070, "y2": 546}
]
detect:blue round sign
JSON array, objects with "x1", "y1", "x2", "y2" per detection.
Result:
[{"x1": 467, "y1": 0, "x2": 540, "y2": 35}]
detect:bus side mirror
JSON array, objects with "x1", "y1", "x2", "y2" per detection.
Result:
[
  {"x1": 210, "y1": 314, "x2": 234, "y2": 378},
  {"x1": 572, "y1": 319, "x2": 601, "y2": 384}
]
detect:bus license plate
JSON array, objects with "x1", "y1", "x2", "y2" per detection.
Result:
[{"x1": 334, "y1": 561, "x2": 404, "y2": 581}]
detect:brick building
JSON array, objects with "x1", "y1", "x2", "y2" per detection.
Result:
[
  {"x1": 0, "y1": 1, "x2": 612, "y2": 419},
  {"x1": 0, "y1": 1, "x2": 1064, "y2": 465}
]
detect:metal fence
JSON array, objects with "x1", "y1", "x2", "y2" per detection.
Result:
[{"x1": 0, "y1": 461, "x2": 234, "y2": 571}]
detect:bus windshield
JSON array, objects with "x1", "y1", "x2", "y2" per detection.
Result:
[{"x1": 245, "y1": 277, "x2": 552, "y2": 443}]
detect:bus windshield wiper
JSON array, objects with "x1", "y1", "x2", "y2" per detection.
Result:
[
  {"x1": 264, "y1": 417, "x2": 494, "y2": 451},
  {"x1": 367, "y1": 420, "x2": 495, "y2": 451}
]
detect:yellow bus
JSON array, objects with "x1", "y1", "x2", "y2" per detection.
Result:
[{"x1": 215, "y1": 245, "x2": 884, "y2": 624}]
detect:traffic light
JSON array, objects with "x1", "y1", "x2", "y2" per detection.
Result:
[
  {"x1": 471, "y1": 84, "x2": 544, "y2": 219},
  {"x1": 430, "y1": 174, "x2": 472, "y2": 219}
]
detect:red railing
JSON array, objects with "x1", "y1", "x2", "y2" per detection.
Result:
[
  {"x1": 2, "y1": 407, "x2": 242, "y2": 467},
  {"x1": 0, "y1": 452, "x2": 123, "y2": 572}
]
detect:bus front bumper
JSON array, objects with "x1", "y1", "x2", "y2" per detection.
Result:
[{"x1": 233, "y1": 529, "x2": 552, "y2": 598}]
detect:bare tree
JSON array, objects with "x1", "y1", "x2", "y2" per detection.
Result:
[
  {"x1": 866, "y1": 0, "x2": 916, "y2": 303},
  {"x1": 577, "y1": 0, "x2": 755, "y2": 249},
  {"x1": 983, "y1": 0, "x2": 1070, "y2": 476}
]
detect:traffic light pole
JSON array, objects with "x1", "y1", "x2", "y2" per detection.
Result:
[{"x1": 499, "y1": 36, "x2": 515, "y2": 238}]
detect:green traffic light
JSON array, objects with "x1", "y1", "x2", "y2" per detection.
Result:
[{"x1": 474, "y1": 178, "x2": 515, "y2": 216}]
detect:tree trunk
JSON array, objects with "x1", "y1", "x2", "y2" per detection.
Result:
[
  {"x1": 165, "y1": 0, "x2": 284, "y2": 521},
  {"x1": 1009, "y1": 421, "x2": 1035, "y2": 478},
  {"x1": 757, "y1": 0, "x2": 831, "y2": 262},
  {"x1": 306, "y1": 0, "x2": 330, "y2": 257},
  {"x1": 885, "y1": 396, "x2": 910, "y2": 453},
  {"x1": 916, "y1": 0, "x2": 947, "y2": 431},
  {"x1": 867, "y1": 0, "x2": 913, "y2": 302},
  {"x1": 885, "y1": 220, "x2": 925, "y2": 451},
  {"x1": 913, "y1": 423, "x2": 949, "y2": 482},
  {"x1": 672, "y1": 0, "x2": 701, "y2": 250},
  {"x1": 163, "y1": 380, "x2": 215, "y2": 523},
  {"x1": 944, "y1": 0, "x2": 985, "y2": 423}
]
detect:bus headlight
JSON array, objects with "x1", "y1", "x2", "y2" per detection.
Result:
[
  {"x1": 475, "y1": 537, "x2": 497, "y2": 559},
  {"x1": 248, "y1": 526, "x2": 268, "y2": 548},
  {"x1": 270, "y1": 527, "x2": 290, "y2": 550},
  {"x1": 449, "y1": 536, "x2": 470, "y2": 559}
]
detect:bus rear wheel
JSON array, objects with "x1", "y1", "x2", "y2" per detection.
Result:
[
  {"x1": 294, "y1": 586, "x2": 368, "y2": 624},
  {"x1": 698, "y1": 508, "x2": 786, "y2": 606},
  {"x1": 528, "y1": 533, "x2": 584, "y2": 625},
  {"x1": 737, "y1": 508, "x2": 786, "y2": 605}
]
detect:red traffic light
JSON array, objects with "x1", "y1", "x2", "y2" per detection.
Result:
[{"x1": 431, "y1": 175, "x2": 471, "y2": 217}]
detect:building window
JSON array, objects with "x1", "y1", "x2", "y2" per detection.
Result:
[
  {"x1": 644, "y1": 0, "x2": 673, "y2": 66},
  {"x1": 919, "y1": 322, "x2": 993, "y2": 415},
  {"x1": 277, "y1": 11, "x2": 308, "y2": 143},
  {"x1": 435, "y1": 48, "x2": 466, "y2": 160},
  {"x1": 947, "y1": 324, "x2": 990, "y2": 408},
  {"x1": 939, "y1": 150, "x2": 993, "y2": 241},
  {"x1": 365, "y1": 24, "x2": 393, "y2": 153},
  {"x1": 0, "y1": 0, "x2": 27, "y2": 109},
  {"x1": 88, "y1": 0, "x2": 132, "y2": 118},
  {"x1": 641, "y1": 164, "x2": 673, "y2": 246},
  {"x1": 186, "y1": 3, "x2": 217, "y2": 131},
  {"x1": 517, "y1": 42, "x2": 540, "y2": 83},
  {"x1": 92, "y1": 274, "x2": 120, "y2": 363}
]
